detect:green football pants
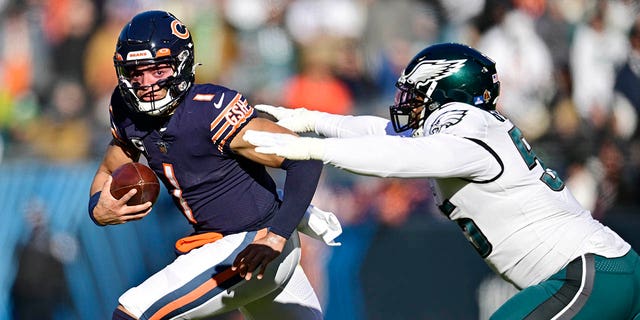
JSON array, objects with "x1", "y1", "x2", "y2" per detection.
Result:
[{"x1": 491, "y1": 249, "x2": 640, "y2": 320}]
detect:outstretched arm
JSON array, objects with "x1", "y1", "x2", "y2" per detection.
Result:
[
  {"x1": 255, "y1": 104, "x2": 396, "y2": 138},
  {"x1": 244, "y1": 130, "x2": 501, "y2": 180}
]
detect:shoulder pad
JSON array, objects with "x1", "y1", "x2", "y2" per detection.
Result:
[{"x1": 424, "y1": 102, "x2": 489, "y2": 139}]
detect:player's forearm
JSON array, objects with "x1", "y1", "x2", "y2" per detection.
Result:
[
  {"x1": 315, "y1": 114, "x2": 393, "y2": 138},
  {"x1": 88, "y1": 170, "x2": 110, "y2": 226},
  {"x1": 321, "y1": 134, "x2": 496, "y2": 179},
  {"x1": 90, "y1": 167, "x2": 111, "y2": 195},
  {"x1": 255, "y1": 105, "x2": 394, "y2": 137},
  {"x1": 243, "y1": 131, "x2": 496, "y2": 179},
  {"x1": 91, "y1": 140, "x2": 138, "y2": 195},
  {"x1": 268, "y1": 159, "x2": 323, "y2": 239}
]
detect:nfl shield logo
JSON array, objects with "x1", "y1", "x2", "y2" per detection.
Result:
[{"x1": 156, "y1": 141, "x2": 169, "y2": 154}]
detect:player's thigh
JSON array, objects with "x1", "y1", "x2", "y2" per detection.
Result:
[
  {"x1": 571, "y1": 270, "x2": 636, "y2": 319},
  {"x1": 119, "y1": 230, "x2": 294, "y2": 319},
  {"x1": 240, "y1": 264, "x2": 322, "y2": 320},
  {"x1": 490, "y1": 279, "x2": 631, "y2": 320},
  {"x1": 490, "y1": 278, "x2": 563, "y2": 320},
  {"x1": 492, "y1": 252, "x2": 640, "y2": 320},
  {"x1": 178, "y1": 231, "x2": 306, "y2": 319},
  {"x1": 573, "y1": 251, "x2": 640, "y2": 320}
]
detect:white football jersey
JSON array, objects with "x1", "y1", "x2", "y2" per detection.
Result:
[{"x1": 318, "y1": 102, "x2": 630, "y2": 288}]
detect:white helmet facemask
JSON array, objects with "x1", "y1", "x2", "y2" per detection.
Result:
[{"x1": 119, "y1": 76, "x2": 180, "y2": 116}]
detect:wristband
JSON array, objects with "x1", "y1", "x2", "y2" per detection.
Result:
[{"x1": 88, "y1": 191, "x2": 104, "y2": 226}]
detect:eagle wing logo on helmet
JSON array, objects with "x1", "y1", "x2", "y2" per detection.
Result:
[
  {"x1": 429, "y1": 109, "x2": 468, "y2": 134},
  {"x1": 399, "y1": 59, "x2": 467, "y2": 92}
]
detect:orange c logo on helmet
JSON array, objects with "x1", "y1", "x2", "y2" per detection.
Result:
[{"x1": 171, "y1": 20, "x2": 190, "y2": 39}]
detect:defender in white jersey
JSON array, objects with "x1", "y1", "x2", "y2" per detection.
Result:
[{"x1": 245, "y1": 43, "x2": 640, "y2": 319}]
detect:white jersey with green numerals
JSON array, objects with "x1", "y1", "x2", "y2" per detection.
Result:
[{"x1": 316, "y1": 102, "x2": 631, "y2": 289}]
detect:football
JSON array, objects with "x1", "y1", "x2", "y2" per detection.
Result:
[{"x1": 110, "y1": 162, "x2": 160, "y2": 206}]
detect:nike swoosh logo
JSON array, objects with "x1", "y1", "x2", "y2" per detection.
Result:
[{"x1": 213, "y1": 93, "x2": 225, "y2": 109}]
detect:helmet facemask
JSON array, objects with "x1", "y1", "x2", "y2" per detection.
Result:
[
  {"x1": 390, "y1": 83, "x2": 439, "y2": 133},
  {"x1": 115, "y1": 49, "x2": 193, "y2": 116}
]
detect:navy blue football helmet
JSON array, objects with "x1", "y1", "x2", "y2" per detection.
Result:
[
  {"x1": 390, "y1": 43, "x2": 500, "y2": 132},
  {"x1": 114, "y1": 10, "x2": 195, "y2": 116}
]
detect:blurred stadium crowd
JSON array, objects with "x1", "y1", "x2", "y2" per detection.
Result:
[{"x1": 1, "y1": 0, "x2": 640, "y2": 319}]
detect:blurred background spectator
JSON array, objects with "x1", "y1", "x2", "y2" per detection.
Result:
[
  {"x1": 10, "y1": 199, "x2": 76, "y2": 320},
  {"x1": 1, "y1": 0, "x2": 640, "y2": 319}
]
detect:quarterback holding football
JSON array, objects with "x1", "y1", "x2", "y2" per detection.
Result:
[{"x1": 88, "y1": 10, "x2": 327, "y2": 320}]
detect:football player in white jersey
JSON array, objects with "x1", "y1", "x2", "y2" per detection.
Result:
[{"x1": 244, "y1": 43, "x2": 640, "y2": 319}]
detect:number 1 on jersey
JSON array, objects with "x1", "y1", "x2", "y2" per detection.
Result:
[{"x1": 163, "y1": 163, "x2": 198, "y2": 224}]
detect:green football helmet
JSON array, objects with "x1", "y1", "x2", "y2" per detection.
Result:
[{"x1": 389, "y1": 43, "x2": 500, "y2": 132}]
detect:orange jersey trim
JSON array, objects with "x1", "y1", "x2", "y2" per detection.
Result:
[
  {"x1": 209, "y1": 93, "x2": 241, "y2": 131},
  {"x1": 175, "y1": 232, "x2": 224, "y2": 254},
  {"x1": 209, "y1": 93, "x2": 252, "y2": 152},
  {"x1": 193, "y1": 94, "x2": 215, "y2": 102},
  {"x1": 215, "y1": 116, "x2": 249, "y2": 152}
]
